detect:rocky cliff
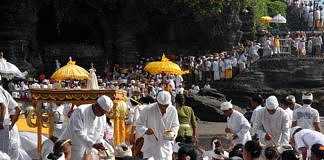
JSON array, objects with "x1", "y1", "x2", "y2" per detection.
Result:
[
  {"x1": 212, "y1": 54, "x2": 324, "y2": 115},
  {"x1": 0, "y1": 0, "x2": 254, "y2": 75}
]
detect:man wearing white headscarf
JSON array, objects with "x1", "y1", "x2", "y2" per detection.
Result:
[
  {"x1": 135, "y1": 91, "x2": 180, "y2": 160},
  {"x1": 255, "y1": 96, "x2": 290, "y2": 146},
  {"x1": 221, "y1": 101, "x2": 251, "y2": 146},
  {"x1": 292, "y1": 93, "x2": 320, "y2": 131},
  {"x1": 285, "y1": 95, "x2": 302, "y2": 110},
  {"x1": 60, "y1": 95, "x2": 114, "y2": 160},
  {"x1": 290, "y1": 126, "x2": 324, "y2": 160}
]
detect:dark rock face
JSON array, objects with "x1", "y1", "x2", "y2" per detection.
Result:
[
  {"x1": 0, "y1": 0, "x2": 39, "y2": 73},
  {"x1": 287, "y1": 5, "x2": 308, "y2": 31},
  {"x1": 0, "y1": 0, "x2": 251, "y2": 75},
  {"x1": 212, "y1": 55, "x2": 324, "y2": 115},
  {"x1": 186, "y1": 95, "x2": 226, "y2": 122},
  {"x1": 185, "y1": 88, "x2": 243, "y2": 122},
  {"x1": 198, "y1": 88, "x2": 227, "y2": 101}
]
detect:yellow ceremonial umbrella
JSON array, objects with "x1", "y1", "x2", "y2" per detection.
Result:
[
  {"x1": 144, "y1": 54, "x2": 189, "y2": 75},
  {"x1": 51, "y1": 57, "x2": 90, "y2": 81},
  {"x1": 260, "y1": 16, "x2": 272, "y2": 24}
]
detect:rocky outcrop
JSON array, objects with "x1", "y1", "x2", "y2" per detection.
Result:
[
  {"x1": 212, "y1": 54, "x2": 324, "y2": 115},
  {"x1": 186, "y1": 88, "x2": 243, "y2": 122},
  {"x1": 186, "y1": 95, "x2": 226, "y2": 122}
]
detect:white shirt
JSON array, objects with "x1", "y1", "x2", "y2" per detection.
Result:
[
  {"x1": 304, "y1": 5, "x2": 310, "y2": 19},
  {"x1": 227, "y1": 110, "x2": 251, "y2": 145},
  {"x1": 135, "y1": 103, "x2": 179, "y2": 160},
  {"x1": 250, "y1": 105, "x2": 262, "y2": 124},
  {"x1": 249, "y1": 45, "x2": 261, "y2": 56},
  {"x1": 315, "y1": 10, "x2": 321, "y2": 20},
  {"x1": 238, "y1": 54, "x2": 247, "y2": 67},
  {"x1": 212, "y1": 60, "x2": 219, "y2": 71},
  {"x1": 0, "y1": 86, "x2": 18, "y2": 125},
  {"x1": 294, "y1": 129, "x2": 324, "y2": 149},
  {"x1": 250, "y1": 105, "x2": 263, "y2": 136},
  {"x1": 168, "y1": 79, "x2": 176, "y2": 90},
  {"x1": 60, "y1": 104, "x2": 106, "y2": 160},
  {"x1": 255, "y1": 108, "x2": 290, "y2": 146},
  {"x1": 293, "y1": 104, "x2": 320, "y2": 130},
  {"x1": 0, "y1": 86, "x2": 22, "y2": 160},
  {"x1": 175, "y1": 87, "x2": 184, "y2": 95},
  {"x1": 231, "y1": 57, "x2": 238, "y2": 67},
  {"x1": 224, "y1": 59, "x2": 232, "y2": 69},
  {"x1": 175, "y1": 76, "x2": 183, "y2": 88},
  {"x1": 294, "y1": 103, "x2": 303, "y2": 110},
  {"x1": 321, "y1": 10, "x2": 324, "y2": 20},
  {"x1": 283, "y1": 107, "x2": 293, "y2": 127},
  {"x1": 133, "y1": 104, "x2": 149, "y2": 139},
  {"x1": 219, "y1": 60, "x2": 225, "y2": 71},
  {"x1": 313, "y1": 36, "x2": 323, "y2": 46},
  {"x1": 205, "y1": 61, "x2": 212, "y2": 71}
]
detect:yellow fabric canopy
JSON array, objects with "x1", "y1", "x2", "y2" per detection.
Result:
[
  {"x1": 260, "y1": 16, "x2": 272, "y2": 24},
  {"x1": 144, "y1": 54, "x2": 189, "y2": 75},
  {"x1": 51, "y1": 58, "x2": 90, "y2": 81}
]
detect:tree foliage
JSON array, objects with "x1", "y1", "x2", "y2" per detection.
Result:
[
  {"x1": 253, "y1": 0, "x2": 287, "y2": 23},
  {"x1": 175, "y1": 0, "x2": 223, "y2": 18}
]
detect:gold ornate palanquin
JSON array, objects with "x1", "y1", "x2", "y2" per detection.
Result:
[{"x1": 29, "y1": 89, "x2": 127, "y2": 157}]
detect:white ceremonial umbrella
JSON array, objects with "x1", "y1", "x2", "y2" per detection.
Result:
[
  {"x1": 0, "y1": 52, "x2": 26, "y2": 79},
  {"x1": 271, "y1": 14, "x2": 287, "y2": 24}
]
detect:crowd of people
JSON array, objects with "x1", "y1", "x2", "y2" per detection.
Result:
[
  {"x1": 288, "y1": 0, "x2": 324, "y2": 31},
  {"x1": 220, "y1": 93, "x2": 324, "y2": 160},
  {"x1": 0, "y1": 34, "x2": 324, "y2": 159},
  {"x1": 257, "y1": 31, "x2": 323, "y2": 57},
  {"x1": 1, "y1": 67, "x2": 324, "y2": 160}
]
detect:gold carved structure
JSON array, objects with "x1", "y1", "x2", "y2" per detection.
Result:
[{"x1": 28, "y1": 89, "x2": 127, "y2": 157}]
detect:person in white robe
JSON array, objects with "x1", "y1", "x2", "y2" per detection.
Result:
[
  {"x1": 282, "y1": 99, "x2": 294, "y2": 127},
  {"x1": 52, "y1": 104, "x2": 65, "y2": 137},
  {"x1": 19, "y1": 132, "x2": 48, "y2": 159},
  {"x1": 238, "y1": 53, "x2": 247, "y2": 72},
  {"x1": 135, "y1": 91, "x2": 180, "y2": 160},
  {"x1": 55, "y1": 59, "x2": 61, "y2": 70},
  {"x1": 175, "y1": 76, "x2": 183, "y2": 88},
  {"x1": 221, "y1": 101, "x2": 251, "y2": 146},
  {"x1": 212, "y1": 58, "x2": 220, "y2": 81},
  {"x1": 60, "y1": 95, "x2": 114, "y2": 160},
  {"x1": 263, "y1": 38, "x2": 273, "y2": 56},
  {"x1": 0, "y1": 86, "x2": 31, "y2": 160},
  {"x1": 248, "y1": 42, "x2": 260, "y2": 63},
  {"x1": 249, "y1": 95, "x2": 264, "y2": 137},
  {"x1": 308, "y1": 8, "x2": 314, "y2": 29},
  {"x1": 292, "y1": 92, "x2": 321, "y2": 132},
  {"x1": 219, "y1": 59, "x2": 225, "y2": 79},
  {"x1": 231, "y1": 55, "x2": 238, "y2": 76},
  {"x1": 290, "y1": 126, "x2": 324, "y2": 160},
  {"x1": 304, "y1": 3, "x2": 310, "y2": 20},
  {"x1": 87, "y1": 64, "x2": 99, "y2": 90},
  {"x1": 307, "y1": 37, "x2": 313, "y2": 55},
  {"x1": 255, "y1": 96, "x2": 290, "y2": 147}
]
